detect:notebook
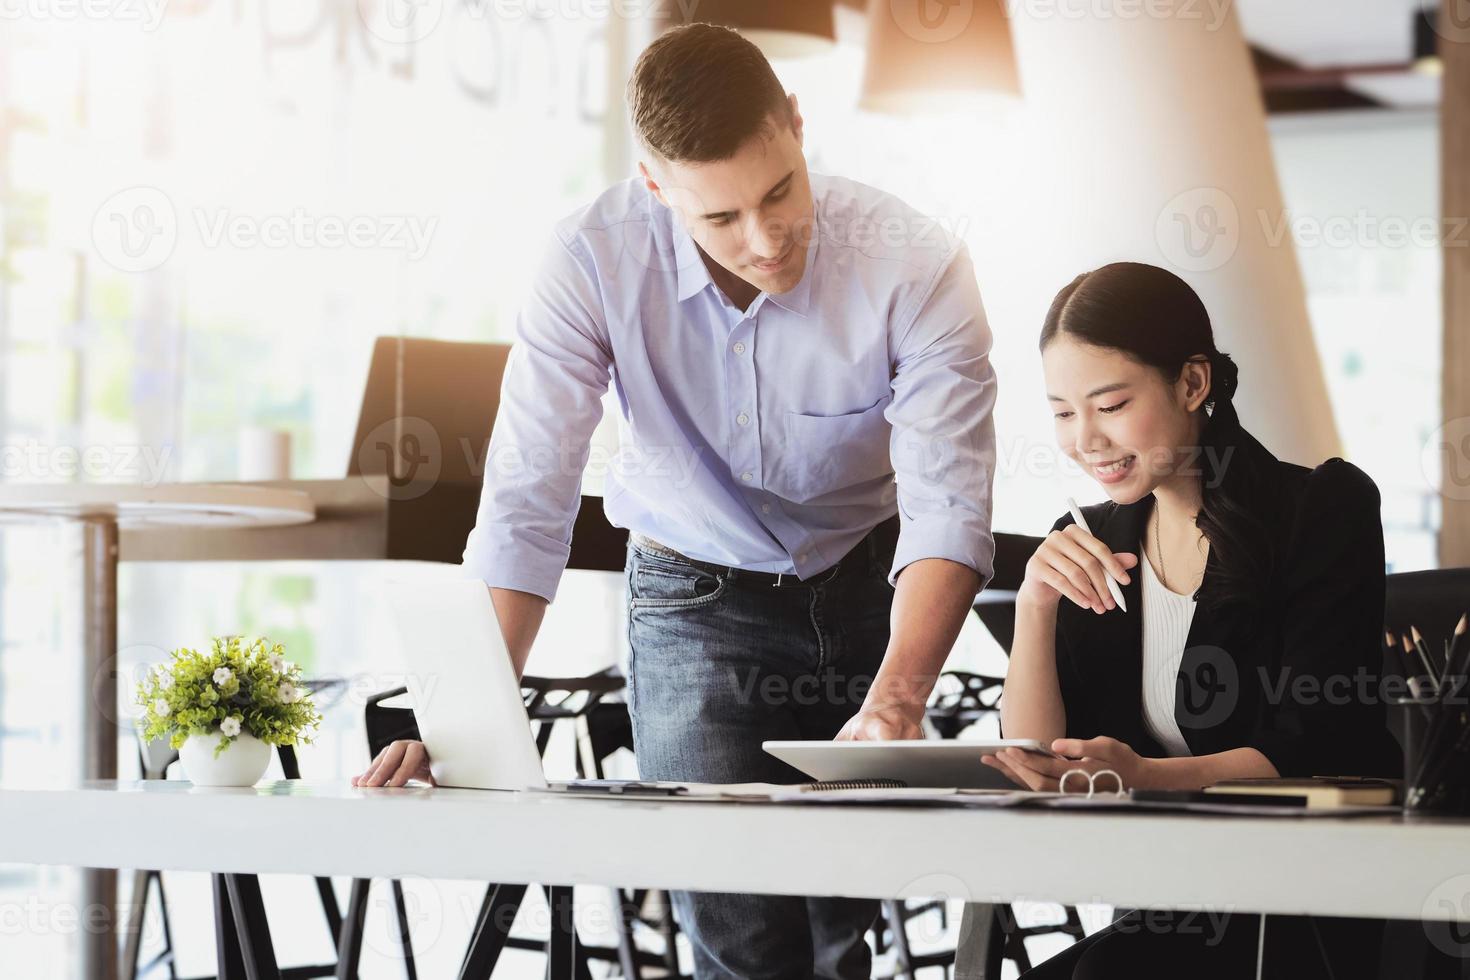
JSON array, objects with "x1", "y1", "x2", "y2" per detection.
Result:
[{"x1": 1202, "y1": 777, "x2": 1398, "y2": 808}]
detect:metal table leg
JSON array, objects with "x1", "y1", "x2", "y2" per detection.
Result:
[{"x1": 80, "y1": 515, "x2": 120, "y2": 980}]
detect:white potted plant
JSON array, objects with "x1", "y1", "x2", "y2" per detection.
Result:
[{"x1": 135, "y1": 635, "x2": 322, "y2": 787}]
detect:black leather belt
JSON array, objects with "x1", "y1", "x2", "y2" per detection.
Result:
[{"x1": 630, "y1": 515, "x2": 899, "y2": 589}]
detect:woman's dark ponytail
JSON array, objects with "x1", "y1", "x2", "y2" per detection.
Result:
[{"x1": 1040, "y1": 264, "x2": 1272, "y2": 612}]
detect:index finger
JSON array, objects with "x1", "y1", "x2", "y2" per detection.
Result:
[
  {"x1": 1051, "y1": 737, "x2": 1110, "y2": 759},
  {"x1": 1063, "y1": 525, "x2": 1132, "y2": 585}
]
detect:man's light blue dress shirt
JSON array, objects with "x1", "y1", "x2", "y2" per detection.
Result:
[{"x1": 462, "y1": 172, "x2": 998, "y2": 602}]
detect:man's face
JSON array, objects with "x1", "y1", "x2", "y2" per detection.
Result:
[{"x1": 640, "y1": 97, "x2": 814, "y2": 297}]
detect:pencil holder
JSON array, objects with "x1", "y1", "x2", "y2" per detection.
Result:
[{"x1": 1395, "y1": 689, "x2": 1470, "y2": 817}]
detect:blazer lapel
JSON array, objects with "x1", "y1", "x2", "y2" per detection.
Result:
[{"x1": 1094, "y1": 495, "x2": 1154, "y2": 751}]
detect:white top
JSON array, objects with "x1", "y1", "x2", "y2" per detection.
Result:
[
  {"x1": 0, "y1": 483, "x2": 314, "y2": 529},
  {"x1": 0, "y1": 779, "x2": 1458, "y2": 924},
  {"x1": 1140, "y1": 550, "x2": 1198, "y2": 758}
]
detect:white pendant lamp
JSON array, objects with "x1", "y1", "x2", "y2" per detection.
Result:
[{"x1": 860, "y1": 0, "x2": 1021, "y2": 113}]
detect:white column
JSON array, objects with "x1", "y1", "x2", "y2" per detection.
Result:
[{"x1": 1008, "y1": 1, "x2": 1340, "y2": 465}]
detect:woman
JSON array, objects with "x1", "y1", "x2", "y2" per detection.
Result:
[{"x1": 983, "y1": 262, "x2": 1400, "y2": 979}]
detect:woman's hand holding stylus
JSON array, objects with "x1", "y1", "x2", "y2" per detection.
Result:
[{"x1": 1018, "y1": 523, "x2": 1137, "y2": 615}]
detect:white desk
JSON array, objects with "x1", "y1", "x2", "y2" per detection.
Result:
[
  {"x1": 0, "y1": 483, "x2": 315, "y2": 980},
  {"x1": 3, "y1": 779, "x2": 1469, "y2": 925}
]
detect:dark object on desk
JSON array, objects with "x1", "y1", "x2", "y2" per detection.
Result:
[
  {"x1": 1206, "y1": 777, "x2": 1398, "y2": 808},
  {"x1": 1130, "y1": 789, "x2": 1308, "y2": 808},
  {"x1": 1396, "y1": 612, "x2": 1470, "y2": 816}
]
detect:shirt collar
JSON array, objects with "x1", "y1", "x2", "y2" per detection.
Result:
[{"x1": 670, "y1": 202, "x2": 820, "y2": 318}]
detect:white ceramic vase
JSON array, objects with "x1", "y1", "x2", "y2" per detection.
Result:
[{"x1": 179, "y1": 730, "x2": 271, "y2": 787}]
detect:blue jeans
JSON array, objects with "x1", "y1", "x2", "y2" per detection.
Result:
[{"x1": 625, "y1": 530, "x2": 896, "y2": 980}]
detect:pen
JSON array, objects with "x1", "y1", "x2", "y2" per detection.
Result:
[{"x1": 1066, "y1": 497, "x2": 1127, "y2": 613}]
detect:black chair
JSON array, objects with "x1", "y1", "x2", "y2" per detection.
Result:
[
  {"x1": 126, "y1": 678, "x2": 352, "y2": 980},
  {"x1": 342, "y1": 671, "x2": 688, "y2": 980}
]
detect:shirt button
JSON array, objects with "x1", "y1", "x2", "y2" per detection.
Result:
[
  {"x1": 797, "y1": 552, "x2": 809, "y2": 563},
  {"x1": 761, "y1": 503, "x2": 771, "y2": 514},
  {"x1": 736, "y1": 412, "x2": 749, "y2": 426},
  {"x1": 741, "y1": 471, "x2": 753, "y2": 482},
  {"x1": 733, "y1": 342, "x2": 746, "y2": 354}
]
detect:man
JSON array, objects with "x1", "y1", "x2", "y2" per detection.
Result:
[{"x1": 355, "y1": 23, "x2": 997, "y2": 979}]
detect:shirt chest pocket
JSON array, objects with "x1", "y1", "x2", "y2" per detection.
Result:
[{"x1": 767, "y1": 394, "x2": 895, "y2": 504}]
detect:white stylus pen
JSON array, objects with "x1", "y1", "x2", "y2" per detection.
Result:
[{"x1": 1066, "y1": 497, "x2": 1127, "y2": 613}]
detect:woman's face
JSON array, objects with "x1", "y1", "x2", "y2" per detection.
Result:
[{"x1": 1042, "y1": 335, "x2": 1210, "y2": 505}]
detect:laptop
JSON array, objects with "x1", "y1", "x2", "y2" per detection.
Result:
[{"x1": 382, "y1": 578, "x2": 551, "y2": 791}]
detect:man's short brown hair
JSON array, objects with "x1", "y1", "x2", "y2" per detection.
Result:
[{"x1": 627, "y1": 23, "x2": 795, "y2": 164}]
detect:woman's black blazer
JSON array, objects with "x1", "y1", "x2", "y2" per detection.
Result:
[{"x1": 1047, "y1": 426, "x2": 1401, "y2": 779}]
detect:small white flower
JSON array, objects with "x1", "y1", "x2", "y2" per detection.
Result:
[
  {"x1": 219, "y1": 716, "x2": 242, "y2": 737},
  {"x1": 267, "y1": 653, "x2": 286, "y2": 674},
  {"x1": 277, "y1": 681, "x2": 298, "y2": 703},
  {"x1": 212, "y1": 667, "x2": 233, "y2": 686},
  {"x1": 153, "y1": 698, "x2": 171, "y2": 717},
  {"x1": 156, "y1": 671, "x2": 174, "y2": 690}
]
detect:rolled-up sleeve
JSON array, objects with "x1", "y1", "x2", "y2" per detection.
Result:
[
  {"x1": 460, "y1": 231, "x2": 612, "y2": 602},
  {"x1": 885, "y1": 243, "x2": 998, "y2": 591}
]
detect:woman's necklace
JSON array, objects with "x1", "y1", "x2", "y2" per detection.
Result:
[
  {"x1": 1153, "y1": 504, "x2": 1205, "y2": 595},
  {"x1": 1153, "y1": 505, "x2": 1168, "y2": 591}
]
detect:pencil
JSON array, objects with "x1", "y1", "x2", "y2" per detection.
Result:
[
  {"x1": 1407, "y1": 631, "x2": 1439, "y2": 693},
  {"x1": 1066, "y1": 498, "x2": 1127, "y2": 613}
]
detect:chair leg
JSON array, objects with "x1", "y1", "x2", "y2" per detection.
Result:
[
  {"x1": 335, "y1": 879, "x2": 371, "y2": 980},
  {"x1": 882, "y1": 900, "x2": 915, "y2": 980},
  {"x1": 156, "y1": 871, "x2": 179, "y2": 980},
  {"x1": 223, "y1": 873, "x2": 282, "y2": 980},
  {"x1": 214, "y1": 873, "x2": 249, "y2": 980},
  {"x1": 611, "y1": 888, "x2": 642, "y2": 980},
  {"x1": 952, "y1": 902, "x2": 996, "y2": 980},
  {"x1": 390, "y1": 879, "x2": 420, "y2": 980},
  {"x1": 120, "y1": 868, "x2": 153, "y2": 980},
  {"x1": 314, "y1": 876, "x2": 344, "y2": 951},
  {"x1": 458, "y1": 883, "x2": 528, "y2": 980},
  {"x1": 545, "y1": 885, "x2": 576, "y2": 980},
  {"x1": 653, "y1": 890, "x2": 681, "y2": 976}
]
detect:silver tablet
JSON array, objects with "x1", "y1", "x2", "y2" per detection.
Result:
[{"x1": 763, "y1": 738, "x2": 1062, "y2": 790}]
